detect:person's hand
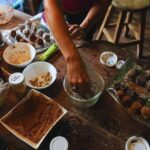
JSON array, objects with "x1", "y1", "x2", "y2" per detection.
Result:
[
  {"x1": 68, "y1": 24, "x2": 86, "y2": 40},
  {"x1": 66, "y1": 56, "x2": 90, "y2": 94}
]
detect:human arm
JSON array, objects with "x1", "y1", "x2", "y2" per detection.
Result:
[
  {"x1": 69, "y1": 0, "x2": 111, "y2": 39},
  {"x1": 80, "y1": 0, "x2": 111, "y2": 31},
  {"x1": 44, "y1": 0, "x2": 89, "y2": 87}
]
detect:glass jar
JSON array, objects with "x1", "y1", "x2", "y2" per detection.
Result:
[{"x1": 9, "y1": 72, "x2": 27, "y2": 100}]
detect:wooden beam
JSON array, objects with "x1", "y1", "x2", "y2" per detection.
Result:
[{"x1": 96, "y1": 5, "x2": 113, "y2": 40}]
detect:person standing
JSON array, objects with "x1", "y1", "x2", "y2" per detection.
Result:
[{"x1": 44, "y1": 0, "x2": 110, "y2": 91}]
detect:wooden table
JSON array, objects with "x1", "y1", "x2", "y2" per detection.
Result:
[{"x1": 0, "y1": 10, "x2": 150, "y2": 150}]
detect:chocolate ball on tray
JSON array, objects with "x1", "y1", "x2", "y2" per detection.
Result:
[
  {"x1": 43, "y1": 33, "x2": 51, "y2": 43},
  {"x1": 19, "y1": 24, "x2": 25, "y2": 32},
  {"x1": 15, "y1": 34, "x2": 22, "y2": 42},
  {"x1": 29, "y1": 33, "x2": 37, "y2": 42},
  {"x1": 127, "y1": 101, "x2": 143, "y2": 116},
  {"x1": 37, "y1": 38, "x2": 44, "y2": 46},
  {"x1": 37, "y1": 29, "x2": 44, "y2": 37},
  {"x1": 126, "y1": 88, "x2": 137, "y2": 98},
  {"x1": 116, "y1": 90, "x2": 125, "y2": 98},
  {"x1": 10, "y1": 30, "x2": 16, "y2": 38},
  {"x1": 23, "y1": 28, "x2": 30, "y2": 37},
  {"x1": 141, "y1": 106, "x2": 150, "y2": 119},
  {"x1": 122, "y1": 95, "x2": 132, "y2": 106},
  {"x1": 135, "y1": 74, "x2": 147, "y2": 86}
]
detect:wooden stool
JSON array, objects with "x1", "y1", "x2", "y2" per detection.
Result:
[{"x1": 96, "y1": 4, "x2": 150, "y2": 59}]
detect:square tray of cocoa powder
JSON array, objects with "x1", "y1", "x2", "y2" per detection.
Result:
[{"x1": 0, "y1": 89, "x2": 67, "y2": 149}]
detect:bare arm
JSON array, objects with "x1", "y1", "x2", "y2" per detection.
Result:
[
  {"x1": 80, "y1": 0, "x2": 111, "y2": 31},
  {"x1": 68, "y1": 0, "x2": 111, "y2": 40},
  {"x1": 44, "y1": 0, "x2": 89, "y2": 87},
  {"x1": 44, "y1": 0, "x2": 79, "y2": 60}
]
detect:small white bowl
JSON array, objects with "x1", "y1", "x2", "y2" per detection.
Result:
[
  {"x1": 125, "y1": 136, "x2": 150, "y2": 150},
  {"x1": 100, "y1": 51, "x2": 118, "y2": 67},
  {"x1": 23, "y1": 62, "x2": 57, "y2": 90},
  {"x1": 3, "y1": 42, "x2": 36, "y2": 68}
]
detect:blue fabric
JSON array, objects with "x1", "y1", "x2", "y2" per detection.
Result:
[{"x1": 12, "y1": 0, "x2": 24, "y2": 11}]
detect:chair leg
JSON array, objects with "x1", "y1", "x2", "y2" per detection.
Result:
[
  {"x1": 96, "y1": 5, "x2": 113, "y2": 40},
  {"x1": 113, "y1": 11, "x2": 127, "y2": 44},
  {"x1": 137, "y1": 9, "x2": 147, "y2": 58},
  {"x1": 123, "y1": 12, "x2": 133, "y2": 38}
]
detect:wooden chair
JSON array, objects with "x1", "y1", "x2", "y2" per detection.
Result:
[{"x1": 96, "y1": 1, "x2": 150, "y2": 59}]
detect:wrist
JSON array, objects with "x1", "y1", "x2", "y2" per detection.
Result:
[
  {"x1": 66, "y1": 52, "x2": 81, "y2": 64},
  {"x1": 62, "y1": 45, "x2": 81, "y2": 64}
]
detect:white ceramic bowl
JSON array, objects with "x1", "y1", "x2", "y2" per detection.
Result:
[
  {"x1": 125, "y1": 136, "x2": 150, "y2": 150},
  {"x1": 23, "y1": 62, "x2": 57, "y2": 90},
  {"x1": 3, "y1": 42, "x2": 36, "y2": 68},
  {"x1": 100, "y1": 51, "x2": 118, "y2": 67}
]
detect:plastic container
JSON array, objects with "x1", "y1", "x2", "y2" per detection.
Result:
[
  {"x1": 9, "y1": 72, "x2": 27, "y2": 99},
  {"x1": 50, "y1": 136, "x2": 68, "y2": 150},
  {"x1": 125, "y1": 136, "x2": 150, "y2": 150}
]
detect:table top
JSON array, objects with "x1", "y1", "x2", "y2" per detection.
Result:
[{"x1": 0, "y1": 10, "x2": 150, "y2": 150}]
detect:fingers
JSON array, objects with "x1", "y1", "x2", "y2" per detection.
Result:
[
  {"x1": 69, "y1": 75, "x2": 89, "y2": 94},
  {"x1": 68, "y1": 24, "x2": 85, "y2": 39},
  {"x1": 68, "y1": 24, "x2": 79, "y2": 33}
]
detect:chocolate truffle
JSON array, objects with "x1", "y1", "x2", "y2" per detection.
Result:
[
  {"x1": 19, "y1": 25, "x2": 25, "y2": 32},
  {"x1": 16, "y1": 34, "x2": 22, "y2": 41},
  {"x1": 10, "y1": 30, "x2": 16, "y2": 38},
  {"x1": 43, "y1": 33, "x2": 51, "y2": 43},
  {"x1": 37, "y1": 38, "x2": 44, "y2": 46},
  {"x1": 29, "y1": 33, "x2": 37, "y2": 42},
  {"x1": 23, "y1": 28, "x2": 30, "y2": 37},
  {"x1": 37, "y1": 29, "x2": 44, "y2": 37}
]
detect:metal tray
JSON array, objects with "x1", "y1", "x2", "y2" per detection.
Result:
[
  {"x1": 1, "y1": 15, "x2": 55, "y2": 53},
  {"x1": 107, "y1": 58, "x2": 150, "y2": 128}
]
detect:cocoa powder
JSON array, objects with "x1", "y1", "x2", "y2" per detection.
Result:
[{"x1": 3, "y1": 93, "x2": 63, "y2": 143}]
